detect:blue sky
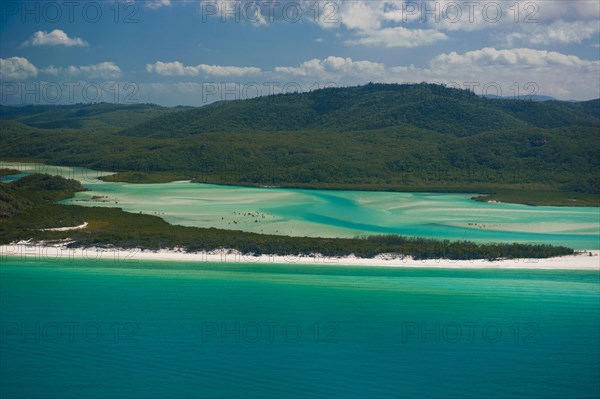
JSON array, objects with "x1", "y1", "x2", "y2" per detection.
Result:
[{"x1": 1, "y1": 0, "x2": 599, "y2": 105}]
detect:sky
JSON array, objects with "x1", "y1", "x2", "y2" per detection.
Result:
[{"x1": 0, "y1": 0, "x2": 599, "y2": 106}]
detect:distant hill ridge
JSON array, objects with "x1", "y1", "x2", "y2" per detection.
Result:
[
  {"x1": 116, "y1": 83, "x2": 600, "y2": 138},
  {"x1": 1, "y1": 83, "x2": 598, "y2": 137}
]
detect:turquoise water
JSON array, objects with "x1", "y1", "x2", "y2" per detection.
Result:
[
  {"x1": 2, "y1": 162, "x2": 599, "y2": 249},
  {"x1": 1, "y1": 258, "x2": 599, "y2": 398}
]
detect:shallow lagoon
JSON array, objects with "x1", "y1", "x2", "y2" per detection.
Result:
[{"x1": 2, "y1": 162, "x2": 599, "y2": 249}]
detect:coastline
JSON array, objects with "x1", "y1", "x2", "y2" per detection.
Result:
[{"x1": 1, "y1": 243, "x2": 598, "y2": 270}]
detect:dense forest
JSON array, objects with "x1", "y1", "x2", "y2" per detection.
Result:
[
  {"x1": 0, "y1": 174, "x2": 575, "y2": 260},
  {"x1": 1, "y1": 83, "x2": 599, "y2": 203}
]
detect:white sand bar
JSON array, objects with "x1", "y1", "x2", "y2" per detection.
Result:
[
  {"x1": 40, "y1": 222, "x2": 88, "y2": 232},
  {"x1": 1, "y1": 244, "x2": 598, "y2": 270}
]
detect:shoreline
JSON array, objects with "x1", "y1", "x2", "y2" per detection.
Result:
[{"x1": 1, "y1": 244, "x2": 598, "y2": 270}]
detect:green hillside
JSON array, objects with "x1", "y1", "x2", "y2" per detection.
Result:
[{"x1": 120, "y1": 83, "x2": 600, "y2": 137}]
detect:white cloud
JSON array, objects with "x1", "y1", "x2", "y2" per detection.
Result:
[
  {"x1": 275, "y1": 56, "x2": 385, "y2": 79},
  {"x1": 346, "y1": 27, "x2": 448, "y2": 48},
  {"x1": 338, "y1": 1, "x2": 381, "y2": 30},
  {"x1": 322, "y1": 1, "x2": 449, "y2": 48},
  {"x1": 275, "y1": 59, "x2": 323, "y2": 77},
  {"x1": 0, "y1": 57, "x2": 38, "y2": 80},
  {"x1": 68, "y1": 62, "x2": 122, "y2": 79},
  {"x1": 431, "y1": 47, "x2": 598, "y2": 69},
  {"x1": 146, "y1": 61, "x2": 262, "y2": 77},
  {"x1": 529, "y1": 0, "x2": 600, "y2": 21},
  {"x1": 40, "y1": 65, "x2": 61, "y2": 76},
  {"x1": 22, "y1": 30, "x2": 88, "y2": 47},
  {"x1": 41, "y1": 62, "x2": 122, "y2": 79},
  {"x1": 145, "y1": 0, "x2": 172, "y2": 9},
  {"x1": 501, "y1": 20, "x2": 600, "y2": 46}
]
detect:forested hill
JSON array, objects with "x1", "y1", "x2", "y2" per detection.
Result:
[
  {"x1": 119, "y1": 83, "x2": 600, "y2": 138},
  {"x1": 1, "y1": 83, "x2": 599, "y2": 200}
]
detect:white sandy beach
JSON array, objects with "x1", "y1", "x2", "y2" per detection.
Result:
[
  {"x1": 1, "y1": 243, "x2": 598, "y2": 270},
  {"x1": 40, "y1": 222, "x2": 89, "y2": 232}
]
